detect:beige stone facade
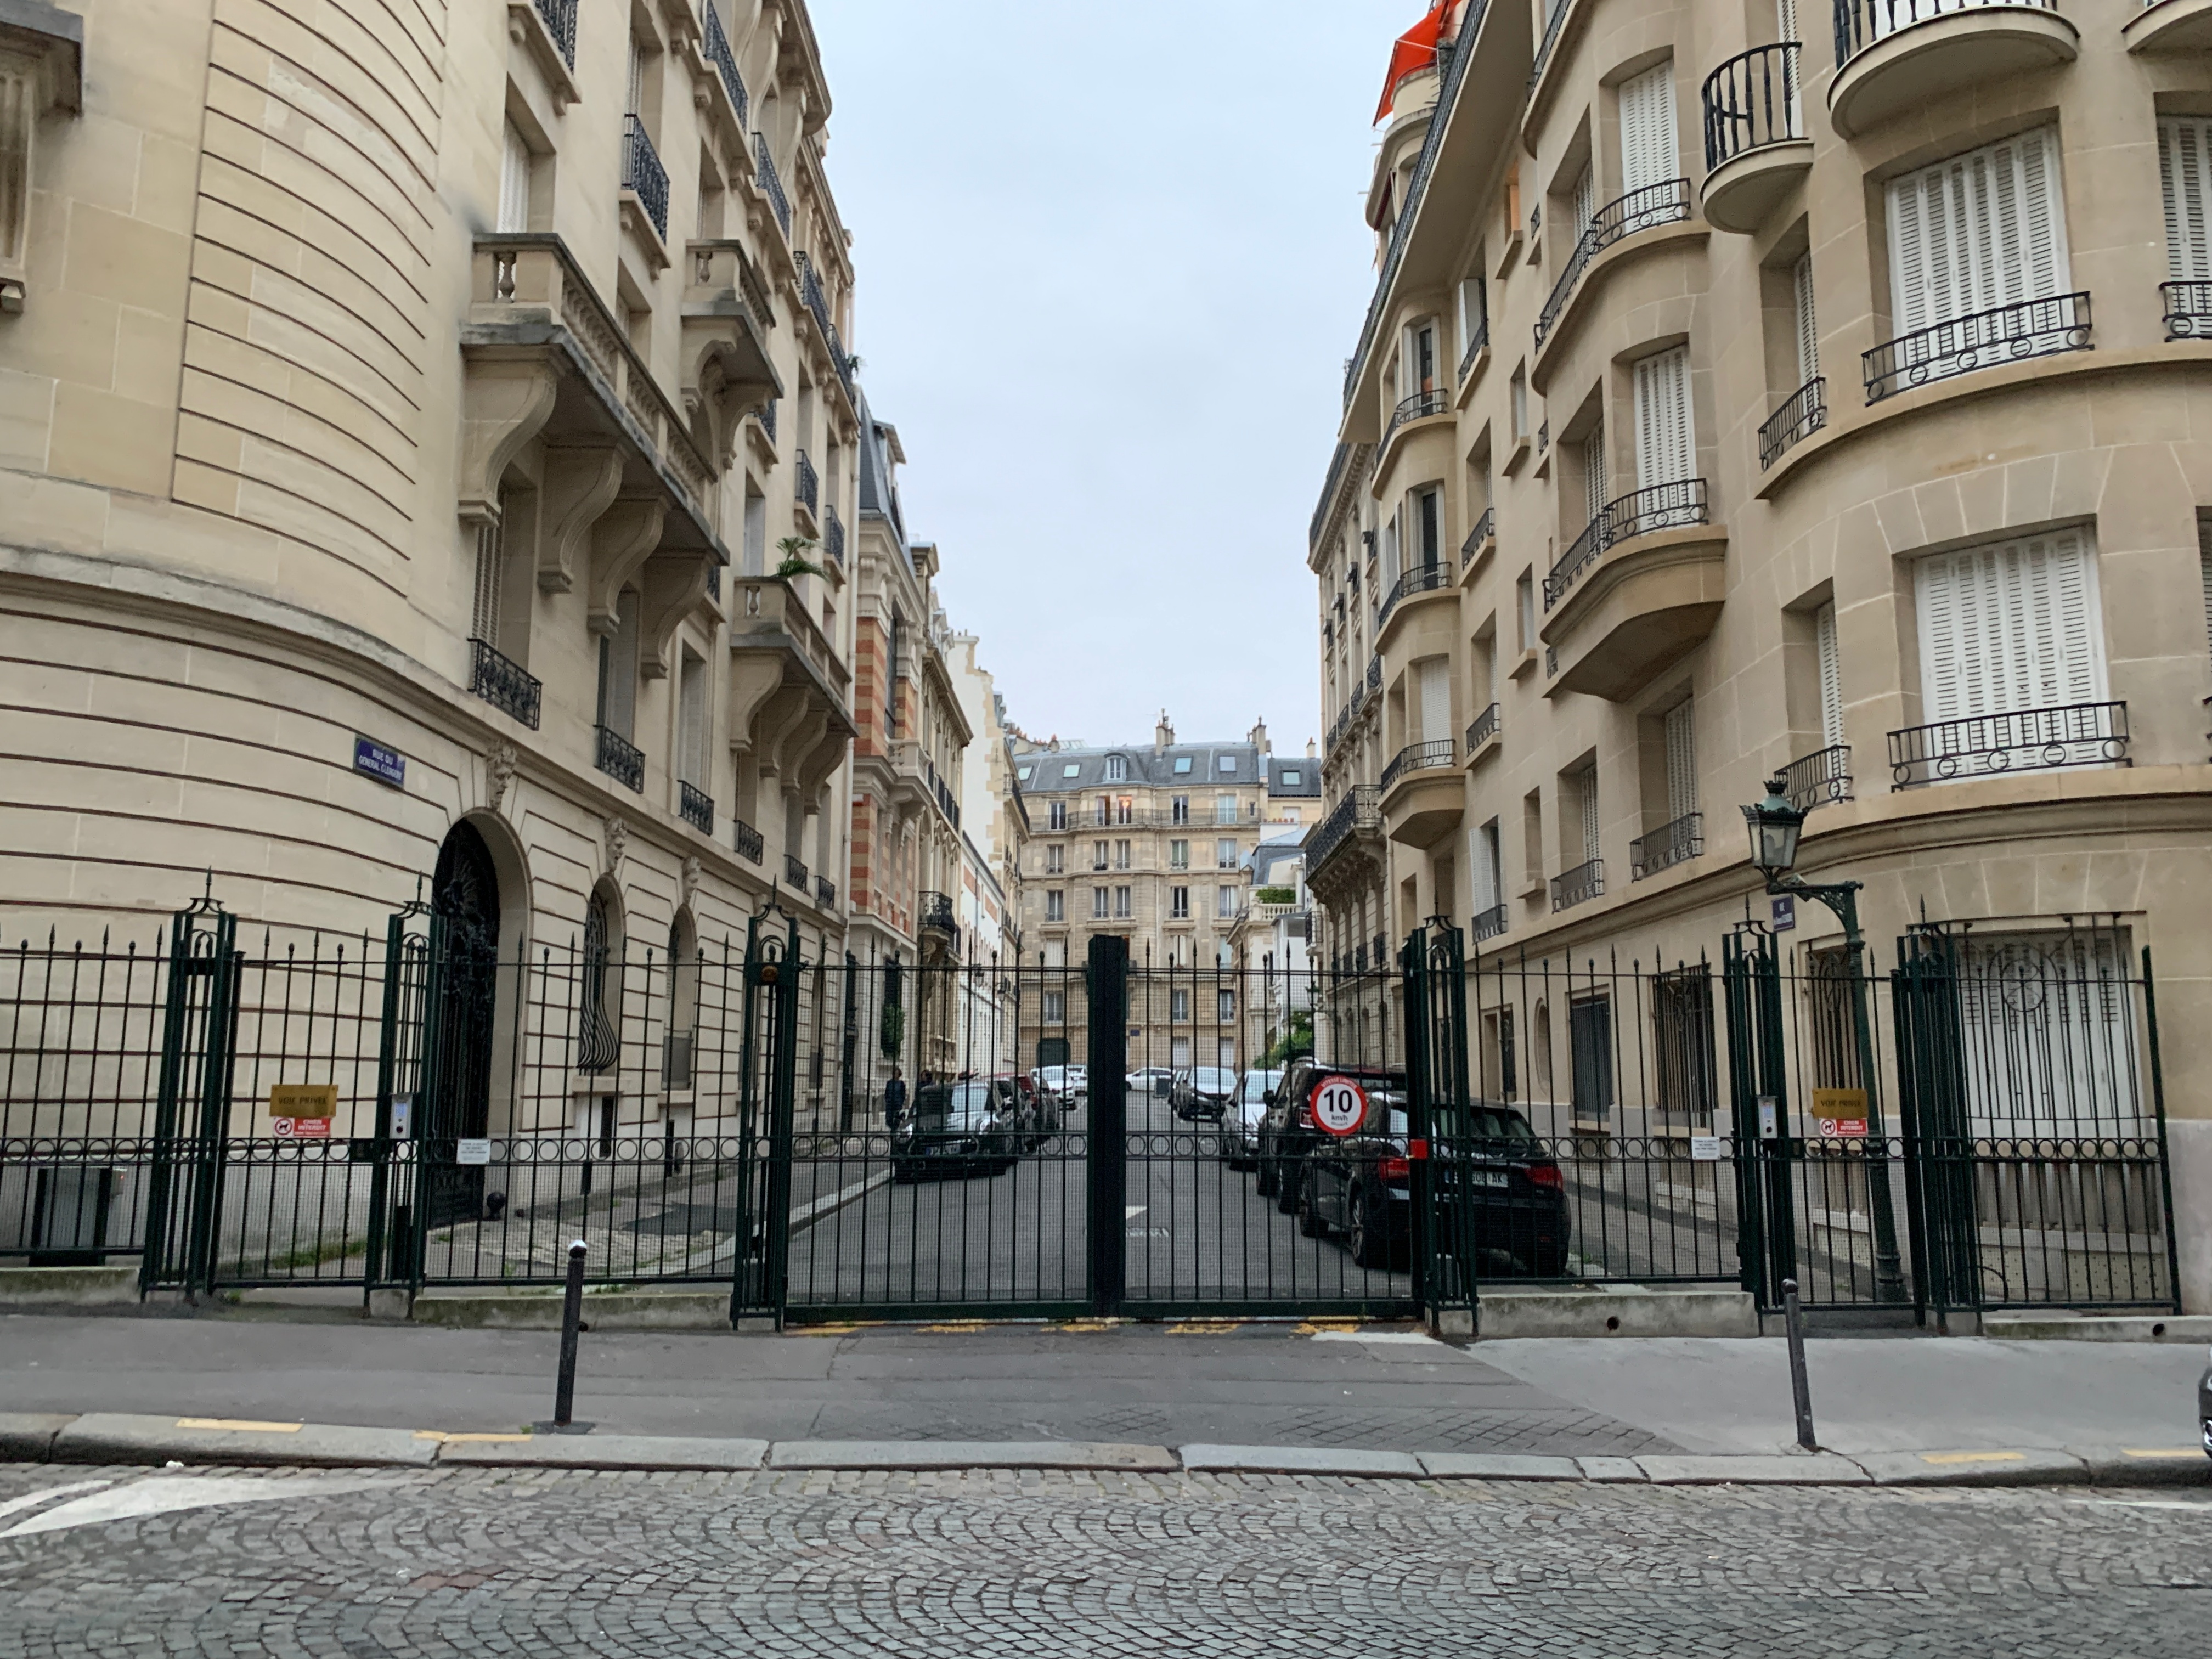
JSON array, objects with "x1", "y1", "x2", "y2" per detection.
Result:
[
  {"x1": 1309, "y1": 0, "x2": 2212, "y2": 1307},
  {"x1": 2, "y1": 0, "x2": 876, "y2": 989}
]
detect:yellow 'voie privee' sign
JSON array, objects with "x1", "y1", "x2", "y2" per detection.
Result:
[
  {"x1": 1810, "y1": 1088, "x2": 1869, "y2": 1118},
  {"x1": 267, "y1": 1083, "x2": 340, "y2": 1117}
]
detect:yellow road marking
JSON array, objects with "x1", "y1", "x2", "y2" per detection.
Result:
[
  {"x1": 1295, "y1": 1319, "x2": 1362, "y2": 1335},
  {"x1": 1918, "y1": 1451, "x2": 2027, "y2": 1465},
  {"x1": 175, "y1": 1419, "x2": 301, "y2": 1434},
  {"x1": 1168, "y1": 1321, "x2": 1245, "y2": 1335},
  {"x1": 918, "y1": 1322, "x2": 990, "y2": 1334},
  {"x1": 788, "y1": 1322, "x2": 873, "y2": 1336},
  {"x1": 1050, "y1": 1319, "x2": 1118, "y2": 1333}
]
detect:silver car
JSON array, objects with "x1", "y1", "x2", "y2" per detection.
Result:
[{"x1": 1223, "y1": 1069, "x2": 1280, "y2": 1168}]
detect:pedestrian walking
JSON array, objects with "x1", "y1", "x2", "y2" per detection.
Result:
[{"x1": 883, "y1": 1066, "x2": 906, "y2": 1129}]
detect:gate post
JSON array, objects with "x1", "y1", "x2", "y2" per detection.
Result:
[
  {"x1": 1722, "y1": 927, "x2": 1796, "y2": 1310},
  {"x1": 142, "y1": 887, "x2": 240, "y2": 1299},
  {"x1": 1404, "y1": 922, "x2": 1475, "y2": 1338},
  {"x1": 736, "y1": 910, "x2": 803, "y2": 1329},
  {"x1": 1085, "y1": 934, "x2": 1128, "y2": 1317}
]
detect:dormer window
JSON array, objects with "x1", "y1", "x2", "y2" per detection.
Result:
[{"x1": 1105, "y1": 754, "x2": 1128, "y2": 781}]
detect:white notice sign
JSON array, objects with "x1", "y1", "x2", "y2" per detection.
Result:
[
  {"x1": 1689, "y1": 1135, "x2": 1723, "y2": 1162},
  {"x1": 455, "y1": 1138, "x2": 492, "y2": 1166}
]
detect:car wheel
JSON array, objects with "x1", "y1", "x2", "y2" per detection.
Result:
[
  {"x1": 1296, "y1": 1172, "x2": 1327, "y2": 1239},
  {"x1": 1255, "y1": 1155, "x2": 1278, "y2": 1198},
  {"x1": 1275, "y1": 1164, "x2": 1301, "y2": 1215},
  {"x1": 1348, "y1": 1185, "x2": 1389, "y2": 1269}
]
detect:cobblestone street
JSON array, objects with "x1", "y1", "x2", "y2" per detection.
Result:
[{"x1": 0, "y1": 1462, "x2": 2206, "y2": 1656}]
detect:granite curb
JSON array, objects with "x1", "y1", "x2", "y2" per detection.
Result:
[{"x1": 0, "y1": 1413, "x2": 2205, "y2": 1486}]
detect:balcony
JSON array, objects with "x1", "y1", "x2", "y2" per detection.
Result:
[
  {"x1": 1383, "y1": 386, "x2": 1451, "y2": 456},
  {"x1": 680, "y1": 781, "x2": 714, "y2": 835},
  {"x1": 1545, "y1": 480, "x2": 1710, "y2": 611},
  {"x1": 785, "y1": 854, "x2": 809, "y2": 893},
  {"x1": 622, "y1": 115, "x2": 670, "y2": 247},
  {"x1": 595, "y1": 726, "x2": 645, "y2": 793},
  {"x1": 733, "y1": 819, "x2": 764, "y2": 865},
  {"x1": 1887, "y1": 701, "x2": 2128, "y2": 788},
  {"x1": 1380, "y1": 739, "x2": 1461, "y2": 848},
  {"x1": 1367, "y1": 654, "x2": 1382, "y2": 691},
  {"x1": 1462, "y1": 507, "x2": 1496, "y2": 568},
  {"x1": 1472, "y1": 902, "x2": 1510, "y2": 944},
  {"x1": 1551, "y1": 859, "x2": 1604, "y2": 912},
  {"x1": 1465, "y1": 702, "x2": 1500, "y2": 759},
  {"x1": 469, "y1": 637, "x2": 541, "y2": 730},
  {"x1": 702, "y1": 0, "x2": 748, "y2": 127},
  {"x1": 1304, "y1": 786, "x2": 1383, "y2": 890},
  {"x1": 1535, "y1": 180, "x2": 1692, "y2": 353},
  {"x1": 823, "y1": 504, "x2": 845, "y2": 567},
  {"x1": 919, "y1": 890, "x2": 961, "y2": 954},
  {"x1": 1375, "y1": 560, "x2": 1452, "y2": 641},
  {"x1": 1780, "y1": 743, "x2": 1854, "y2": 811},
  {"x1": 509, "y1": 0, "x2": 579, "y2": 109},
  {"x1": 2162, "y1": 280, "x2": 2212, "y2": 340},
  {"x1": 797, "y1": 252, "x2": 856, "y2": 400},
  {"x1": 1700, "y1": 44, "x2": 1810, "y2": 235},
  {"x1": 1630, "y1": 812, "x2": 1703, "y2": 879},
  {"x1": 1539, "y1": 492, "x2": 1725, "y2": 702},
  {"x1": 754, "y1": 134, "x2": 792, "y2": 239},
  {"x1": 2126, "y1": 0, "x2": 2212, "y2": 53},
  {"x1": 1864, "y1": 292, "x2": 2091, "y2": 403},
  {"x1": 1458, "y1": 314, "x2": 1489, "y2": 385},
  {"x1": 1759, "y1": 377, "x2": 1827, "y2": 470},
  {"x1": 816, "y1": 876, "x2": 837, "y2": 911},
  {"x1": 1830, "y1": 0, "x2": 2077, "y2": 139},
  {"x1": 727, "y1": 578, "x2": 855, "y2": 832},
  {"x1": 795, "y1": 448, "x2": 819, "y2": 520}
]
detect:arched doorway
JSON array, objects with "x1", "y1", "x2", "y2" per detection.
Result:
[{"x1": 425, "y1": 821, "x2": 501, "y2": 1222}]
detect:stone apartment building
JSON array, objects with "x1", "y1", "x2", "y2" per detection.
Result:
[
  {"x1": 0, "y1": 0, "x2": 889, "y2": 1135},
  {"x1": 1308, "y1": 0, "x2": 2212, "y2": 1306}
]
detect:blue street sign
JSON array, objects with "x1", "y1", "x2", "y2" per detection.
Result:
[
  {"x1": 353, "y1": 736, "x2": 406, "y2": 789},
  {"x1": 1771, "y1": 894, "x2": 1796, "y2": 932}
]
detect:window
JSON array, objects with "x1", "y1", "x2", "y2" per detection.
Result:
[
  {"x1": 1218, "y1": 989, "x2": 1236, "y2": 1022},
  {"x1": 1618, "y1": 61, "x2": 1678, "y2": 200},
  {"x1": 1516, "y1": 570, "x2": 1536, "y2": 650},
  {"x1": 1216, "y1": 885, "x2": 1238, "y2": 919},
  {"x1": 1017, "y1": 764, "x2": 1032, "y2": 782},
  {"x1": 1282, "y1": 768, "x2": 1301, "y2": 786},
  {"x1": 1404, "y1": 319, "x2": 1438, "y2": 393},
  {"x1": 1887, "y1": 127, "x2": 2067, "y2": 340},
  {"x1": 499, "y1": 122, "x2": 531, "y2": 233},
  {"x1": 1652, "y1": 966, "x2": 1717, "y2": 1122},
  {"x1": 1663, "y1": 697, "x2": 1696, "y2": 822},
  {"x1": 1171, "y1": 795, "x2": 1189, "y2": 824},
  {"x1": 1116, "y1": 796, "x2": 1135, "y2": 826},
  {"x1": 1171, "y1": 988, "x2": 1190, "y2": 1022},
  {"x1": 1214, "y1": 793, "x2": 1236, "y2": 825},
  {"x1": 1114, "y1": 839, "x2": 1131, "y2": 870},
  {"x1": 1105, "y1": 754, "x2": 1128, "y2": 781},
  {"x1": 1043, "y1": 989, "x2": 1065, "y2": 1025},
  {"x1": 2199, "y1": 521, "x2": 2212, "y2": 657},
  {"x1": 1474, "y1": 819, "x2": 1504, "y2": 913},
  {"x1": 1459, "y1": 274, "x2": 1487, "y2": 354},
  {"x1": 2159, "y1": 118, "x2": 2212, "y2": 281},
  {"x1": 1045, "y1": 890, "x2": 1064, "y2": 922},
  {"x1": 1092, "y1": 887, "x2": 1110, "y2": 919},
  {"x1": 1216, "y1": 838, "x2": 1237, "y2": 869},
  {"x1": 1569, "y1": 993, "x2": 1615, "y2": 1124},
  {"x1": 1045, "y1": 845, "x2": 1064, "y2": 875},
  {"x1": 1061, "y1": 763, "x2": 1080, "y2": 778},
  {"x1": 1633, "y1": 346, "x2": 1694, "y2": 489},
  {"x1": 1169, "y1": 839, "x2": 1189, "y2": 869},
  {"x1": 1173, "y1": 755, "x2": 1193, "y2": 774},
  {"x1": 595, "y1": 599, "x2": 639, "y2": 740},
  {"x1": 1115, "y1": 885, "x2": 1132, "y2": 919},
  {"x1": 1815, "y1": 600, "x2": 1843, "y2": 748},
  {"x1": 1571, "y1": 161, "x2": 1595, "y2": 238},
  {"x1": 1171, "y1": 1036, "x2": 1192, "y2": 1069},
  {"x1": 1171, "y1": 886, "x2": 1190, "y2": 919},
  {"x1": 1582, "y1": 424, "x2": 1607, "y2": 526},
  {"x1": 677, "y1": 649, "x2": 707, "y2": 789},
  {"x1": 1414, "y1": 485, "x2": 1442, "y2": 570},
  {"x1": 1915, "y1": 530, "x2": 2105, "y2": 732},
  {"x1": 1792, "y1": 252, "x2": 1818, "y2": 387},
  {"x1": 1510, "y1": 365, "x2": 1529, "y2": 438},
  {"x1": 1419, "y1": 657, "x2": 1451, "y2": 746},
  {"x1": 1048, "y1": 802, "x2": 1067, "y2": 831},
  {"x1": 1217, "y1": 754, "x2": 1237, "y2": 774},
  {"x1": 1093, "y1": 798, "x2": 1110, "y2": 826},
  {"x1": 1218, "y1": 1037, "x2": 1237, "y2": 1070},
  {"x1": 1093, "y1": 840, "x2": 1109, "y2": 871}
]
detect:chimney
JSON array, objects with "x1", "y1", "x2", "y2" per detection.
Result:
[
  {"x1": 1154, "y1": 709, "x2": 1174, "y2": 754},
  {"x1": 1249, "y1": 717, "x2": 1270, "y2": 755},
  {"x1": 1305, "y1": 738, "x2": 1317, "y2": 759}
]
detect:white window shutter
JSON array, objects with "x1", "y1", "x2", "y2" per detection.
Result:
[
  {"x1": 1888, "y1": 127, "x2": 2069, "y2": 332},
  {"x1": 1579, "y1": 771, "x2": 1601, "y2": 865},
  {"x1": 1633, "y1": 347, "x2": 1693, "y2": 488},
  {"x1": 1777, "y1": 0, "x2": 1800, "y2": 41},
  {"x1": 1620, "y1": 63, "x2": 1678, "y2": 197},
  {"x1": 500, "y1": 123, "x2": 531, "y2": 234},
  {"x1": 1574, "y1": 163, "x2": 1595, "y2": 236},
  {"x1": 1917, "y1": 531, "x2": 2104, "y2": 724},
  {"x1": 1793, "y1": 252, "x2": 1819, "y2": 385},
  {"x1": 2160, "y1": 118, "x2": 2212, "y2": 282},
  {"x1": 1419, "y1": 658, "x2": 1451, "y2": 744},
  {"x1": 1815, "y1": 600, "x2": 1844, "y2": 748},
  {"x1": 1583, "y1": 425, "x2": 1608, "y2": 525},
  {"x1": 1663, "y1": 698, "x2": 1696, "y2": 821},
  {"x1": 2199, "y1": 520, "x2": 2212, "y2": 656}
]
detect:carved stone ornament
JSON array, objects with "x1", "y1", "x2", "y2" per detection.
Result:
[
  {"x1": 682, "y1": 854, "x2": 702, "y2": 901},
  {"x1": 486, "y1": 741, "x2": 519, "y2": 812},
  {"x1": 604, "y1": 815, "x2": 630, "y2": 872}
]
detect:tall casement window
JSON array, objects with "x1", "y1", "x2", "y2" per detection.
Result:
[
  {"x1": 1114, "y1": 886, "x2": 1132, "y2": 919},
  {"x1": 595, "y1": 603, "x2": 639, "y2": 740},
  {"x1": 1045, "y1": 845, "x2": 1064, "y2": 874},
  {"x1": 1915, "y1": 530, "x2": 2106, "y2": 738},
  {"x1": 1474, "y1": 819, "x2": 1504, "y2": 913},
  {"x1": 1887, "y1": 128, "x2": 2068, "y2": 338},
  {"x1": 1171, "y1": 886, "x2": 1190, "y2": 919},
  {"x1": 1516, "y1": 569, "x2": 1536, "y2": 650},
  {"x1": 1418, "y1": 657, "x2": 1451, "y2": 746},
  {"x1": 1048, "y1": 801, "x2": 1067, "y2": 831},
  {"x1": 1575, "y1": 766, "x2": 1600, "y2": 867},
  {"x1": 1105, "y1": 754, "x2": 1129, "y2": 781},
  {"x1": 1413, "y1": 486, "x2": 1442, "y2": 571},
  {"x1": 1633, "y1": 347, "x2": 1694, "y2": 490},
  {"x1": 1815, "y1": 600, "x2": 1844, "y2": 748},
  {"x1": 678, "y1": 650, "x2": 707, "y2": 791},
  {"x1": 1404, "y1": 320, "x2": 1438, "y2": 394},
  {"x1": 1511, "y1": 365, "x2": 1530, "y2": 437},
  {"x1": 2159, "y1": 117, "x2": 2212, "y2": 282},
  {"x1": 1045, "y1": 890, "x2": 1064, "y2": 922},
  {"x1": 1792, "y1": 253, "x2": 1818, "y2": 387},
  {"x1": 2198, "y1": 522, "x2": 2212, "y2": 656},
  {"x1": 500, "y1": 123, "x2": 531, "y2": 233},
  {"x1": 1092, "y1": 887, "x2": 1110, "y2": 920},
  {"x1": 1619, "y1": 61, "x2": 1678, "y2": 200},
  {"x1": 1169, "y1": 838, "x2": 1189, "y2": 869},
  {"x1": 1663, "y1": 697, "x2": 1696, "y2": 823},
  {"x1": 1571, "y1": 161, "x2": 1595, "y2": 238},
  {"x1": 1459, "y1": 273, "x2": 1487, "y2": 358},
  {"x1": 1582, "y1": 424, "x2": 1607, "y2": 526}
]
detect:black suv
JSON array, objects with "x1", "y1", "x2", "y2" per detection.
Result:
[
  {"x1": 1255, "y1": 1060, "x2": 1406, "y2": 1216},
  {"x1": 1428, "y1": 1104, "x2": 1571, "y2": 1278},
  {"x1": 1295, "y1": 1085, "x2": 1413, "y2": 1268}
]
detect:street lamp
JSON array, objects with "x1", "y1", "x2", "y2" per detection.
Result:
[{"x1": 1738, "y1": 774, "x2": 1906, "y2": 1305}]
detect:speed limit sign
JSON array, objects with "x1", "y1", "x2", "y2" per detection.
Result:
[{"x1": 1311, "y1": 1075, "x2": 1369, "y2": 1137}]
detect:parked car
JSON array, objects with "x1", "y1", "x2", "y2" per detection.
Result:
[
  {"x1": 1031, "y1": 1064, "x2": 1088, "y2": 1107},
  {"x1": 1127, "y1": 1066, "x2": 1176, "y2": 1096},
  {"x1": 891, "y1": 1080, "x2": 1015, "y2": 1182},
  {"x1": 984, "y1": 1072, "x2": 1051, "y2": 1149},
  {"x1": 1296, "y1": 1087, "x2": 1412, "y2": 1267},
  {"x1": 1222, "y1": 1069, "x2": 1280, "y2": 1168},
  {"x1": 1256, "y1": 1059, "x2": 1406, "y2": 1214},
  {"x1": 2200, "y1": 1345, "x2": 2211, "y2": 1459},
  {"x1": 1429, "y1": 1105, "x2": 1571, "y2": 1278},
  {"x1": 1171, "y1": 1066, "x2": 1238, "y2": 1121}
]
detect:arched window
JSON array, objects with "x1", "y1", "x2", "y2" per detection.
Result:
[
  {"x1": 580, "y1": 884, "x2": 623, "y2": 1075},
  {"x1": 1105, "y1": 754, "x2": 1128, "y2": 782},
  {"x1": 665, "y1": 910, "x2": 700, "y2": 1090}
]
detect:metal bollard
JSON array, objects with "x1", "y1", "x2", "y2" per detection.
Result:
[
  {"x1": 1782, "y1": 1277, "x2": 1818, "y2": 1451},
  {"x1": 554, "y1": 1239, "x2": 587, "y2": 1428}
]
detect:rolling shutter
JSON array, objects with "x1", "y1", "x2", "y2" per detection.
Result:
[
  {"x1": 1887, "y1": 127, "x2": 2068, "y2": 334},
  {"x1": 1633, "y1": 347, "x2": 1694, "y2": 488},
  {"x1": 1915, "y1": 529, "x2": 2104, "y2": 725},
  {"x1": 2199, "y1": 520, "x2": 2212, "y2": 656},
  {"x1": 1620, "y1": 63, "x2": 1678, "y2": 197},
  {"x1": 2159, "y1": 118, "x2": 2212, "y2": 282},
  {"x1": 1815, "y1": 600, "x2": 1844, "y2": 748},
  {"x1": 1793, "y1": 252, "x2": 1819, "y2": 385},
  {"x1": 1664, "y1": 698, "x2": 1696, "y2": 821},
  {"x1": 1419, "y1": 657, "x2": 1451, "y2": 745}
]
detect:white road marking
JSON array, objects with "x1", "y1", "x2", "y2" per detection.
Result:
[
  {"x1": 1309, "y1": 1330, "x2": 1442, "y2": 1346},
  {"x1": 2074, "y1": 1497, "x2": 2212, "y2": 1514},
  {"x1": 0, "y1": 1481, "x2": 111, "y2": 1522},
  {"x1": 0, "y1": 1475, "x2": 397, "y2": 1539},
  {"x1": 1124, "y1": 1206, "x2": 1147, "y2": 1220}
]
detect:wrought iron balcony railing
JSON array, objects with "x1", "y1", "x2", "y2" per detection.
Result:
[
  {"x1": 1888, "y1": 700, "x2": 2128, "y2": 788},
  {"x1": 754, "y1": 133, "x2": 791, "y2": 236},
  {"x1": 824, "y1": 504, "x2": 845, "y2": 567},
  {"x1": 1531, "y1": 0, "x2": 1572, "y2": 86},
  {"x1": 1702, "y1": 43, "x2": 1802, "y2": 173},
  {"x1": 595, "y1": 725, "x2": 645, "y2": 792},
  {"x1": 757, "y1": 398, "x2": 777, "y2": 443},
  {"x1": 920, "y1": 890, "x2": 957, "y2": 933},
  {"x1": 795, "y1": 448, "x2": 819, "y2": 515},
  {"x1": 785, "y1": 854, "x2": 809, "y2": 891},
  {"x1": 1550, "y1": 857, "x2": 1604, "y2": 912},
  {"x1": 1463, "y1": 506, "x2": 1494, "y2": 561},
  {"x1": 733, "y1": 819, "x2": 764, "y2": 865},
  {"x1": 533, "y1": 0, "x2": 577, "y2": 67},
  {"x1": 1472, "y1": 902, "x2": 1510, "y2": 944},
  {"x1": 1375, "y1": 560, "x2": 1451, "y2": 635},
  {"x1": 2162, "y1": 280, "x2": 2212, "y2": 341},
  {"x1": 816, "y1": 876, "x2": 837, "y2": 910},
  {"x1": 679, "y1": 781, "x2": 713, "y2": 835},
  {"x1": 1759, "y1": 376, "x2": 1827, "y2": 469},
  {"x1": 1544, "y1": 478, "x2": 1711, "y2": 610},
  {"x1": 1305, "y1": 786, "x2": 1381, "y2": 871},
  {"x1": 1864, "y1": 291, "x2": 2090, "y2": 403},
  {"x1": 1780, "y1": 743, "x2": 1854, "y2": 811},
  {"x1": 1367, "y1": 655, "x2": 1381, "y2": 690},
  {"x1": 1458, "y1": 313, "x2": 1489, "y2": 380},
  {"x1": 1630, "y1": 811, "x2": 1703, "y2": 879},
  {"x1": 1310, "y1": 441, "x2": 1352, "y2": 549},
  {"x1": 1380, "y1": 738, "x2": 1456, "y2": 791},
  {"x1": 703, "y1": 0, "x2": 748, "y2": 126},
  {"x1": 1536, "y1": 179, "x2": 1692, "y2": 350},
  {"x1": 1466, "y1": 702, "x2": 1500, "y2": 754},
  {"x1": 797, "y1": 252, "x2": 855, "y2": 396},
  {"x1": 622, "y1": 115, "x2": 670, "y2": 241},
  {"x1": 1834, "y1": 0, "x2": 2057, "y2": 70},
  {"x1": 1386, "y1": 386, "x2": 1449, "y2": 445},
  {"x1": 468, "y1": 637, "x2": 541, "y2": 730}
]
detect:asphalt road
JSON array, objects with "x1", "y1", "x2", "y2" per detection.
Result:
[{"x1": 1, "y1": 1462, "x2": 2206, "y2": 1656}]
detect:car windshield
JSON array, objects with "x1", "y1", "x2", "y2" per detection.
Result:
[
  {"x1": 947, "y1": 1082, "x2": 995, "y2": 1113},
  {"x1": 1193, "y1": 1069, "x2": 1234, "y2": 1090},
  {"x1": 1241, "y1": 1073, "x2": 1277, "y2": 1102},
  {"x1": 1446, "y1": 1106, "x2": 1540, "y2": 1144}
]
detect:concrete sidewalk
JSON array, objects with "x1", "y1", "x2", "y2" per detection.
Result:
[{"x1": 2, "y1": 1308, "x2": 2204, "y2": 1465}]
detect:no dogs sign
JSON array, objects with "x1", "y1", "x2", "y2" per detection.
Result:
[{"x1": 1311, "y1": 1075, "x2": 1370, "y2": 1137}]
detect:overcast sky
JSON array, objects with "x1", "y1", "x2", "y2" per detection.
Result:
[{"x1": 809, "y1": 1, "x2": 1413, "y2": 754}]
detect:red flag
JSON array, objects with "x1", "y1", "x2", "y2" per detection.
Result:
[{"x1": 1375, "y1": 2, "x2": 1451, "y2": 125}]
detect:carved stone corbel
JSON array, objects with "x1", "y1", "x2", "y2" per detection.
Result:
[
  {"x1": 537, "y1": 444, "x2": 625, "y2": 594},
  {"x1": 459, "y1": 359, "x2": 561, "y2": 526},
  {"x1": 794, "y1": 718, "x2": 850, "y2": 797},
  {"x1": 726, "y1": 653, "x2": 786, "y2": 752},
  {"x1": 636, "y1": 548, "x2": 718, "y2": 680},
  {"x1": 588, "y1": 495, "x2": 667, "y2": 636}
]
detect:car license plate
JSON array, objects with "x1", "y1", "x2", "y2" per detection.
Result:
[{"x1": 1468, "y1": 1169, "x2": 1510, "y2": 1189}]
